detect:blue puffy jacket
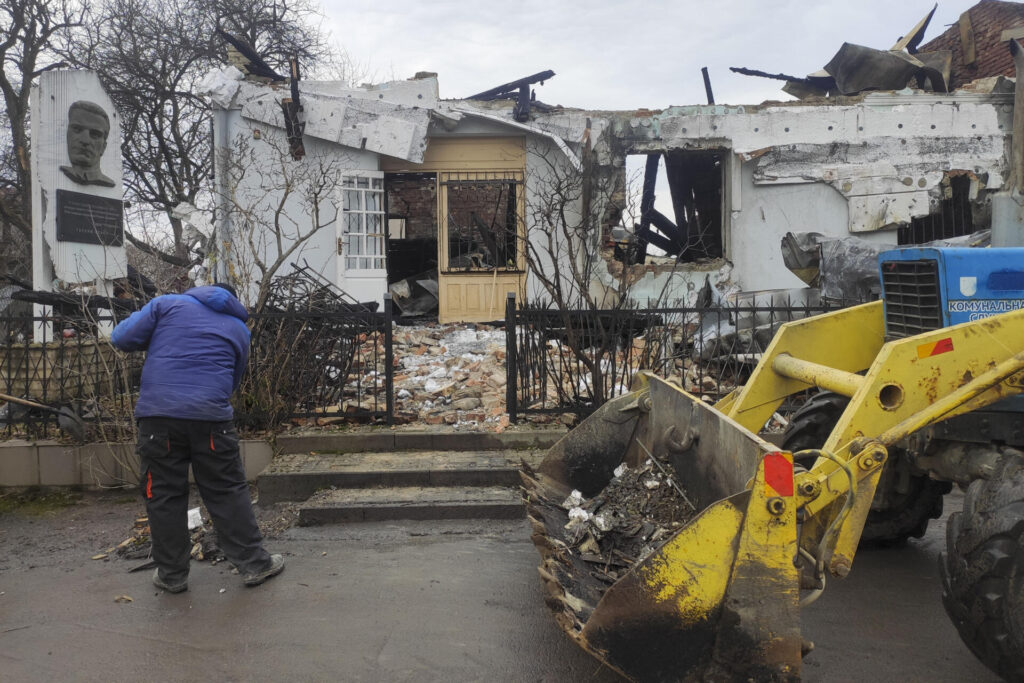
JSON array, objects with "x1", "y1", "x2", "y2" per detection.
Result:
[{"x1": 111, "y1": 286, "x2": 250, "y2": 421}]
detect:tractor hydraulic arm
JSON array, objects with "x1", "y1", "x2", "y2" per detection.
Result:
[{"x1": 722, "y1": 301, "x2": 1024, "y2": 578}]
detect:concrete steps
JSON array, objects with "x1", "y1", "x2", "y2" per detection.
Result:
[
  {"x1": 256, "y1": 430, "x2": 564, "y2": 524},
  {"x1": 297, "y1": 486, "x2": 524, "y2": 525},
  {"x1": 258, "y1": 450, "x2": 545, "y2": 505}
]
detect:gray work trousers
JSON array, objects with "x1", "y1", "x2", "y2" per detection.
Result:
[{"x1": 137, "y1": 417, "x2": 271, "y2": 582}]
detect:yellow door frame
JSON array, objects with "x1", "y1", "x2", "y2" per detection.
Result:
[{"x1": 381, "y1": 137, "x2": 527, "y2": 322}]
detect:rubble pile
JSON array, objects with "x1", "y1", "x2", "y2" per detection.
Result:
[
  {"x1": 323, "y1": 321, "x2": 758, "y2": 430},
  {"x1": 558, "y1": 457, "x2": 698, "y2": 583},
  {"x1": 103, "y1": 503, "x2": 298, "y2": 568},
  {"x1": 334, "y1": 323, "x2": 513, "y2": 429}
]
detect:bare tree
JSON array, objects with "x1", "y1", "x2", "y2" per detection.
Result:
[
  {"x1": 1, "y1": 0, "x2": 366, "y2": 291},
  {"x1": 0, "y1": 0, "x2": 83, "y2": 240},
  {"x1": 518, "y1": 140, "x2": 679, "y2": 409},
  {"x1": 63, "y1": 0, "x2": 345, "y2": 275},
  {"x1": 221, "y1": 130, "x2": 348, "y2": 312},
  {"x1": 222, "y1": 127, "x2": 369, "y2": 431}
]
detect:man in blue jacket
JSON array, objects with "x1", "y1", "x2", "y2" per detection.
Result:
[{"x1": 112, "y1": 283, "x2": 283, "y2": 593}]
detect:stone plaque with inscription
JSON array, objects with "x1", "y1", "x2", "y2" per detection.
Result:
[{"x1": 55, "y1": 189, "x2": 124, "y2": 246}]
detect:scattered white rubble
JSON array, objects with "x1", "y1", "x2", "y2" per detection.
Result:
[
  {"x1": 567, "y1": 507, "x2": 591, "y2": 523},
  {"x1": 562, "y1": 489, "x2": 585, "y2": 509}
]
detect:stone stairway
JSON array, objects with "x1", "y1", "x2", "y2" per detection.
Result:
[{"x1": 256, "y1": 430, "x2": 564, "y2": 525}]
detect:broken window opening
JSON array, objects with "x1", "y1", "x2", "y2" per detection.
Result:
[
  {"x1": 619, "y1": 150, "x2": 725, "y2": 266},
  {"x1": 385, "y1": 172, "x2": 438, "y2": 284},
  {"x1": 441, "y1": 172, "x2": 523, "y2": 273},
  {"x1": 898, "y1": 174, "x2": 974, "y2": 245},
  {"x1": 340, "y1": 175, "x2": 386, "y2": 271},
  {"x1": 662, "y1": 149, "x2": 724, "y2": 261}
]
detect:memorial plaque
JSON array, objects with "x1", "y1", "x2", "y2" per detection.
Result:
[{"x1": 55, "y1": 189, "x2": 124, "y2": 246}]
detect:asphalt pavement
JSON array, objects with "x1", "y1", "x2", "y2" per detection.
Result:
[{"x1": 0, "y1": 489, "x2": 1003, "y2": 682}]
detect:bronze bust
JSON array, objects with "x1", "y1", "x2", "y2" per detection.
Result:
[{"x1": 60, "y1": 101, "x2": 115, "y2": 188}]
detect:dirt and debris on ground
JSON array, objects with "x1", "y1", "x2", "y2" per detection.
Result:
[
  {"x1": 104, "y1": 486, "x2": 299, "y2": 569},
  {"x1": 0, "y1": 487, "x2": 299, "y2": 575}
]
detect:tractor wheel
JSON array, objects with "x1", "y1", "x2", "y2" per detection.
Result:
[
  {"x1": 941, "y1": 456, "x2": 1024, "y2": 682},
  {"x1": 781, "y1": 391, "x2": 950, "y2": 545}
]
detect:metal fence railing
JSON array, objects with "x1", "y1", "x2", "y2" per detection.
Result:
[
  {"x1": 505, "y1": 293, "x2": 868, "y2": 422},
  {"x1": 238, "y1": 297, "x2": 394, "y2": 428},
  {"x1": 0, "y1": 313, "x2": 141, "y2": 441},
  {"x1": 0, "y1": 299, "x2": 395, "y2": 440}
]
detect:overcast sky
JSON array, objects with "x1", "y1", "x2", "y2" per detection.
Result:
[{"x1": 322, "y1": 0, "x2": 981, "y2": 109}]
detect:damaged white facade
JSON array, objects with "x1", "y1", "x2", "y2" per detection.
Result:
[
  {"x1": 203, "y1": 67, "x2": 590, "y2": 321},
  {"x1": 203, "y1": 64, "x2": 1016, "y2": 317},
  {"x1": 610, "y1": 89, "x2": 1014, "y2": 300},
  {"x1": 205, "y1": 68, "x2": 432, "y2": 306}
]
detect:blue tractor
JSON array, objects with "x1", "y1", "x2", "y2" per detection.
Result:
[{"x1": 784, "y1": 246, "x2": 1024, "y2": 679}]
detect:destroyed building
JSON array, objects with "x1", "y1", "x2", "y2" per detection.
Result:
[{"x1": 201, "y1": 2, "x2": 1024, "y2": 322}]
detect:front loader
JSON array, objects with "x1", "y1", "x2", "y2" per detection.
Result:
[{"x1": 521, "y1": 247, "x2": 1024, "y2": 681}]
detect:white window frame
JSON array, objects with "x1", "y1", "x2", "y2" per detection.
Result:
[{"x1": 338, "y1": 172, "x2": 386, "y2": 272}]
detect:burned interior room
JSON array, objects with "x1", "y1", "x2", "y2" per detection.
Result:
[
  {"x1": 385, "y1": 172, "x2": 438, "y2": 284},
  {"x1": 443, "y1": 173, "x2": 520, "y2": 272},
  {"x1": 662, "y1": 149, "x2": 724, "y2": 261}
]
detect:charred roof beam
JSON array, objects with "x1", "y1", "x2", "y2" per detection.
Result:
[
  {"x1": 215, "y1": 28, "x2": 285, "y2": 82},
  {"x1": 467, "y1": 70, "x2": 555, "y2": 123}
]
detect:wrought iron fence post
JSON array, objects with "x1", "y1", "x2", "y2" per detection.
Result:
[
  {"x1": 505, "y1": 292, "x2": 518, "y2": 424},
  {"x1": 383, "y1": 294, "x2": 394, "y2": 426}
]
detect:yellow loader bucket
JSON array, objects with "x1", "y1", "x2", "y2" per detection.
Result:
[{"x1": 522, "y1": 374, "x2": 802, "y2": 682}]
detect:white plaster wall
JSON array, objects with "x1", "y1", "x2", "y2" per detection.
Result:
[
  {"x1": 729, "y1": 161, "x2": 897, "y2": 291},
  {"x1": 626, "y1": 93, "x2": 1012, "y2": 237},
  {"x1": 218, "y1": 108, "x2": 379, "y2": 307},
  {"x1": 524, "y1": 137, "x2": 588, "y2": 306},
  {"x1": 611, "y1": 93, "x2": 1011, "y2": 297},
  {"x1": 623, "y1": 266, "x2": 735, "y2": 308},
  {"x1": 619, "y1": 160, "x2": 900, "y2": 301}
]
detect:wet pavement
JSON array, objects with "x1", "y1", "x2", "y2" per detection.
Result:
[{"x1": 0, "y1": 489, "x2": 1003, "y2": 682}]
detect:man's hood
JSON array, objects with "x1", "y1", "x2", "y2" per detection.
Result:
[{"x1": 184, "y1": 285, "x2": 249, "y2": 322}]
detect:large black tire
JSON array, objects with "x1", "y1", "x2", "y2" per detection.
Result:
[
  {"x1": 781, "y1": 391, "x2": 950, "y2": 545},
  {"x1": 941, "y1": 457, "x2": 1024, "y2": 682}
]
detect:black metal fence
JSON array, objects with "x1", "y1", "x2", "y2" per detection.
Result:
[
  {"x1": 0, "y1": 313, "x2": 141, "y2": 440},
  {"x1": 0, "y1": 300, "x2": 395, "y2": 440},
  {"x1": 4, "y1": 291, "x2": 865, "y2": 437},
  {"x1": 505, "y1": 293, "x2": 868, "y2": 422},
  {"x1": 238, "y1": 298, "x2": 394, "y2": 428}
]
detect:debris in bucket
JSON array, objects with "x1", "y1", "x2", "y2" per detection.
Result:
[
  {"x1": 562, "y1": 490, "x2": 585, "y2": 509},
  {"x1": 558, "y1": 458, "x2": 697, "y2": 579}
]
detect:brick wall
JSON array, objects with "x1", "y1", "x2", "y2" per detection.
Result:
[
  {"x1": 385, "y1": 174, "x2": 519, "y2": 269},
  {"x1": 386, "y1": 175, "x2": 437, "y2": 240},
  {"x1": 919, "y1": 0, "x2": 1024, "y2": 89},
  {"x1": 446, "y1": 182, "x2": 517, "y2": 269}
]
